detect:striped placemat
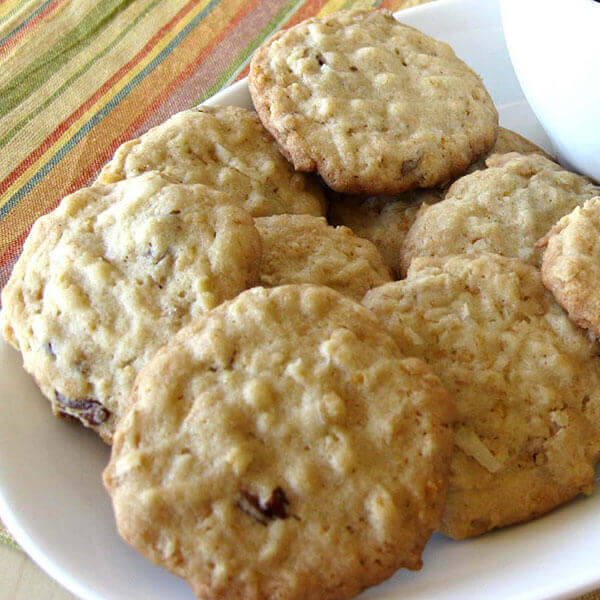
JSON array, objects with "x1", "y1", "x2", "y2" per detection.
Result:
[{"x1": 0, "y1": 0, "x2": 419, "y2": 291}]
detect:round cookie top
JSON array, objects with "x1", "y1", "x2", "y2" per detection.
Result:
[
  {"x1": 97, "y1": 105, "x2": 327, "y2": 218},
  {"x1": 104, "y1": 285, "x2": 455, "y2": 600},
  {"x1": 363, "y1": 253, "x2": 600, "y2": 539},
  {"x1": 327, "y1": 129, "x2": 546, "y2": 279},
  {"x1": 538, "y1": 196, "x2": 600, "y2": 338},
  {"x1": 401, "y1": 152, "x2": 600, "y2": 275},
  {"x1": 249, "y1": 9, "x2": 498, "y2": 195},
  {"x1": 1, "y1": 173, "x2": 262, "y2": 442},
  {"x1": 254, "y1": 214, "x2": 391, "y2": 299},
  {"x1": 328, "y1": 189, "x2": 443, "y2": 279}
]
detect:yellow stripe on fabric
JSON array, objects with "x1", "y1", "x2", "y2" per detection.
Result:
[
  {"x1": 0, "y1": 0, "x2": 171, "y2": 138},
  {"x1": 0, "y1": 0, "x2": 181, "y2": 169},
  {"x1": 0, "y1": 0, "x2": 217, "y2": 211},
  {"x1": 0, "y1": 0, "x2": 138, "y2": 116},
  {"x1": 1, "y1": 2, "x2": 98, "y2": 83},
  {"x1": 317, "y1": 0, "x2": 353, "y2": 14},
  {"x1": 0, "y1": 0, "x2": 37, "y2": 26},
  {"x1": 199, "y1": 0, "x2": 304, "y2": 101},
  {"x1": 0, "y1": 0, "x2": 163, "y2": 149},
  {"x1": 0, "y1": 0, "x2": 62, "y2": 51},
  {"x1": 318, "y1": 0, "x2": 381, "y2": 15},
  {"x1": 341, "y1": 0, "x2": 382, "y2": 9},
  {"x1": 0, "y1": 0, "x2": 254, "y2": 252}
]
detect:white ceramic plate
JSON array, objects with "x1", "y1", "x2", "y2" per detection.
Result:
[{"x1": 1, "y1": 0, "x2": 598, "y2": 599}]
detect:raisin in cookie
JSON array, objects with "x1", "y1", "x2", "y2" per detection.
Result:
[
  {"x1": 537, "y1": 197, "x2": 600, "y2": 338},
  {"x1": 1, "y1": 173, "x2": 262, "y2": 442},
  {"x1": 254, "y1": 214, "x2": 391, "y2": 299},
  {"x1": 98, "y1": 105, "x2": 326, "y2": 218},
  {"x1": 104, "y1": 285, "x2": 455, "y2": 600},
  {"x1": 363, "y1": 253, "x2": 600, "y2": 539},
  {"x1": 401, "y1": 152, "x2": 600, "y2": 274},
  {"x1": 249, "y1": 9, "x2": 498, "y2": 194}
]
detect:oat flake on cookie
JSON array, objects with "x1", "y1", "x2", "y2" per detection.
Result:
[
  {"x1": 104, "y1": 285, "x2": 455, "y2": 600},
  {"x1": 249, "y1": 9, "x2": 498, "y2": 194},
  {"x1": 364, "y1": 253, "x2": 600, "y2": 539},
  {"x1": 1, "y1": 173, "x2": 262, "y2": 443}
]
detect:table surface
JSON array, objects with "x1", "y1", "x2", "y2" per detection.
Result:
[{"x1": 1, "y1": 0, "x2": 599, "y2": 598}]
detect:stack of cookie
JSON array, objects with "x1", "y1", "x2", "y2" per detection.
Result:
[{"x1": 3, "y1": 8, "x2": 600, "y2": 600}]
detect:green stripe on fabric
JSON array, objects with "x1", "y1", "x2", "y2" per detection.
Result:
[
  {"x1": 340, "y1": 0, "x2": 380, "y2": 10},
  {"x1": 0, "y1": 0, "x2": 54, "y2": 47},
  {"x1": 0, "y1": 0, "x2": 136, "y2": 117},
  {"x1": 0, "y1": 0, "x2": 36, "y2": 28},
  {"x1": 0, "y1": 528, "x2": 19, "y2": 550},
  {"x1": 0, "y1": 0, "x2": 223, "y2": 220},
  {"x1": 196, "y1": 0, "x2": 304, "y2": 104},
  {"x1": 0, "y1": 0, "x2": 161, "y2": 149}
]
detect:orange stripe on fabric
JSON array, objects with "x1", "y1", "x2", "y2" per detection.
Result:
[
  {"x1": 0, "y1": 227, "x2": 28, "y2": 273},
  {"x1": 0, "y1": 0, "x2": 254, "y2": 262},
  {"x1": 0, "y1": 0, "x2": 201, "y2": 197},
  {"x1": 53, "y1": 0, "x2": 261, "y2": 191},
  {"x1": 0, "y1": 0, "x2": 67, "y2": 56},
  {"x1": 381, "y1": 0, "x2": 426, "y2": 9},
  {"x1": 103, "y1": 0, "x2": 262, "y2": 149},
  {"x1": 235, "y1": 0, "x2": 328, "y2": 82},
  {"x1": 285, "y1": 0, "x2": 329, "y2": 25}
]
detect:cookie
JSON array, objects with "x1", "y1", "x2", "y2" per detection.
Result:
[
  {"x1": 249, "y1": 9, "x2": 498, "y2": 195},
  {"x1": 401, "y1": 152, "x2": 600, "y2": 275},
  {"x1": 254, "y1": 214, "x2": 391, "y2": 299},
  {"x1": 1, "y1": 173, "x2": 262, "y2": 442},
  {"x1": 328, "y1": 190, "x2": 443, "y2": 279},
  {"x1": 537, "y1": 196, "x2": 600, "y2": 338},
  {"x1": 327, "y1": 130, "x2": 550, "y2": 279},
  {"x1": 466, "y1": 127, "x2": 553, "y2": 173},
  {"x1": 98, "y1": 105, "x2": 327, "y2": 218},
  {"x1": 363, "y1": 253, "x2": 600, "y2": 539},
  {"x1": 104, "y1": 285, "x2": 455, "y2": 600}
]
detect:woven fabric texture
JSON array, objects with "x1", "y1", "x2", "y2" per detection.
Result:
[{"x1": 0, "y1": 0, "x2": 420, "y2": 291}]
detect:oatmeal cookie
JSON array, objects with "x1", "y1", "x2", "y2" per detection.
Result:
[
  {"x1": 98, "y1": 106, "x2": 327, "y2": 218},
  {"x1": 364, "y1": 253, "x2": 600, "y2": 539},
  {"x1": 401, "y1": 153, "x2": 600, "y2": 274},
  {"x1": 254, "y1": 214, "x2": 391, "y2": 299},
  {"x1": 249, "y1": 9, "x2": 498, "y2": 194},
  {"x1": 538, "y1": 197, "x2": 600, "y2": 338},
  {"x1": 328, "y1": 189, "x2": 443, "y2": 279},
  {"x1": 466, "y1": 127, "x2": 552, "y2": 173},
  {"x1": 104, "y1": 285, "x2": 455, "y2": 600},
  {"x1": 1, "y1": 173, "x2": 262, "y2": 442}
]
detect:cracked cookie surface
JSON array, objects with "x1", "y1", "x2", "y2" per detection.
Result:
[
  {"x1": 98, "y1": 105, "x2": 327, "y2": 218},
  {"x1": 538, "y1": 197, "x2": 600, "y2": 338},
  {"x1": 401, "y1": 153, "x2": 600, "y2": 274},
  {"x1": 1, "y1": 173, "x2": 262, "y2": 442},
  {"x1": 327, "y1": 129, "x2": 549, "y2": 278},
  {"x1": 254, "y1": 214, "x2": 391, "y2": 299},
  {"x1": 249, "y1": 9, "x2": 497, "y2": 194},
  {"x1": 104, "y1": 285, "x2": 455, "y2": 600},
  {"x1": 363, "y1": 253, "x2": 600, "y2": 539}
]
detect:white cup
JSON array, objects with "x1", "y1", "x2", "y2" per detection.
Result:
[{"x1": 500, "y1": 0, "x2": 600, "y2": 183}]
